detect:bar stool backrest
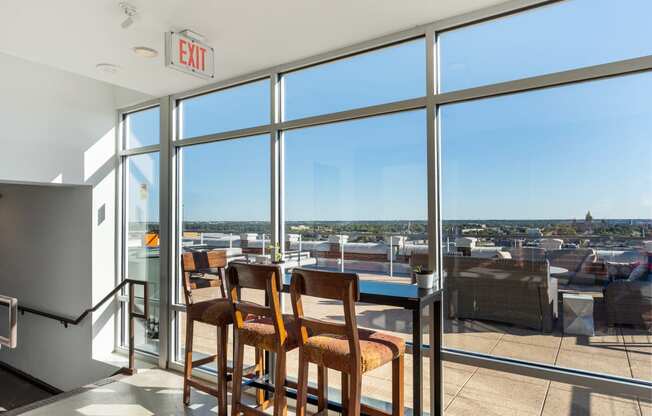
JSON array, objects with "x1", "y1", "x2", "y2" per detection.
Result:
[
  {"x1": 180, "y1": 250, "x2": 228, "y2": 304},
  {"x1": 227, "y1": 262, "x2": 287, "y2": 345},
  {"x1": 290, "y1": 268, "x2": 362, "y2": 373}
]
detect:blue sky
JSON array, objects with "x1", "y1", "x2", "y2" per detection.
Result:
[{"x1": 128, "y1": 0, "x2": 652, "y2": 223}]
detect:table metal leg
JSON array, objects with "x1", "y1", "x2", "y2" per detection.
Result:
[
  {"x1": 431, "y1": 301, "x2": 442, "y2": 416},
  {"x1": 412, "y1": 307, "x2": 423, "y2": 415}
]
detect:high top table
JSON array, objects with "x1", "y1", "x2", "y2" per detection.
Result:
[{"x1": 254, "y1": 274, "x2": 443, "y2": 416}]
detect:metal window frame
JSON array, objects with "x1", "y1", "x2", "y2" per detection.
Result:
[
  {"x1": 115, "y1": 98, "x2": 165, "y2": 360},
  {"x1": 114, "y1": 0, "x2": 652, "y2": 410}
]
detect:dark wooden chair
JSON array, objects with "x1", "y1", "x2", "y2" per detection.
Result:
[
  {"x1": 180, "y1": 250, "x2": 263, "y2": 415},
  {"x1": 290, "y1": 268, "x2": 405, "y2": 416},
  {"x1": 228, "y1": 262, "x2": 307, "y2": 416}
]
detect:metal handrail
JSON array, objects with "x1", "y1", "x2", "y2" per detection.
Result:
[
  {"x1": 0, "y1": 295, "x2": 17, "y2": 349},
  {"x1": 15, "y1": 279, "x2": 148, "y2": 375}
]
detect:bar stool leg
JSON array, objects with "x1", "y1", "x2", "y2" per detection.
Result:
[
  {"x1": 392, "y1": 355, "x2": 404, "y2": 416},
  {"x1": 231, "y1": 334, "x2": 244, "y2": 416},
  {"x1": 295, "y1": 350, "x2": 309, "y2": 416},
  {"x1": 255, "y1": 347, "x2": 265, "y2": 405},
  {"x1": 341, "y1": 372, "x2": 349, "y2": 416},
  {"x1": 273, "y1": 349, "x2": 288, "y2": 416},
  {"x1": 317, "y1": 366, "x2": 328, "y2": 412},
  {"x1": 183, "y1": 318, "x2": 194, "y2": 405},
  {"x1": 349, "y1": 371, "x2": 362, "y2": 416},
  {"x1": 216, "y1": 325, "x2": 228, "y2": 416}
]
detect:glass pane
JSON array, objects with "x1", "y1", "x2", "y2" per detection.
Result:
[
  {"x1": 180, "y1": 79, "x2": 270, "y2": 139},
  {"x1": 441, "y1": 72, "x2": 652, "y2": 382},
  {"x1": 439, "y1": 0, "x2": 652, "y2": 92},
  {"x1": 285, "y1": 110, "x2": 428, "y2": 283},
  {"x1": 284, "y1": 111, "x2": 429, "y2": 413},
  {"x1": 125, "y1": 152, "x2": 160, "y2": 354},
  {"x1": 125, "y1": 107, "x2": 159, "y2": 149},
  {"x1": 283, "y1": 38, "x2": 425, "y2": 120},
  {"x1": 178, "y1": 135, "x2": 271, "y2": 303}
]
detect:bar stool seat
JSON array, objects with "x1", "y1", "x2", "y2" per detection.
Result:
[
  {"x1": 189, "y1": 299, "x2": 234, "y2": 326},
  {"x1": 240, "y1": 314, "x2": 300, "y2": 351},
  {"x1": 303, "y1": 329, "x2": 405, "y2": 373}
]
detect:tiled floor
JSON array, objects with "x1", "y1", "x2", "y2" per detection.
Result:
[
  {"x1": 14, "y1": 367, "x2": 649, "y2": 416},
  {"x1": 14, "y1": 369, "x2": 281, "y2": 416},
  {"x1": 175, "y1": 275, "x2": 651, "y2": 416}
]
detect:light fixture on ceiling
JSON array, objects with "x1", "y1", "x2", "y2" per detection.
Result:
[
  {"x1": 133, "y1": 46, "x2": 158, "y2": 58},
  {"x1": 96, "y1": 63, "x2": 120, "y2": 74},
  {"x1": 120, "y1": 2, "x2": 137, "y2": 29}
]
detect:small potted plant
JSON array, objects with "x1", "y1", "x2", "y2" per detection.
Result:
[
  {"x1": 413, "y1": 265, "x2": 436, "y2": 289},
  {"x1": 267, "y1": 242, "x2": 283, "y2": 263},
  {"x1": 268, "y1": 243, "x2": 286, "y2": 277}
]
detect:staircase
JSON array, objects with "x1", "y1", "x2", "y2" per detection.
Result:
[{"x1": 0, "y1": 364, "x2": 57, "y2": 413}]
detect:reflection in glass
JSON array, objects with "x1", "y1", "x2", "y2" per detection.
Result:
[
  {"x1": 439, "y1": 0, "x2": 652, "y2": 92},
  {"x1": 283, "y1": 38, "x2": 425, "y2": 120},
  {"x1": 441, "y1": 72, "x2": 652, "y2": 382}
]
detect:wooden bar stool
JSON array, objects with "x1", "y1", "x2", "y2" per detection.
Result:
[
  {"x1": 180, "y1": 251, "x2": 263, "y2": 416},
  {"x1": 228, "y1": 262, "x2": 316, "y2": 416},
  {"x1": 290, "y1": 268, "x2": 406, "y2": 416}
]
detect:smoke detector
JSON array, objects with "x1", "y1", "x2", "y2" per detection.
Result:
[
  {"x1": 96, "y1": 63, "x2": 120, "y2": 74},
  {"x1": 120, "y1": 2, "x2": 137, "y2": 29}
]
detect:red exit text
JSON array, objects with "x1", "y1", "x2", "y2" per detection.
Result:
[{"x1": 178, "y1": 39, "x2": 207, "y2": 71}]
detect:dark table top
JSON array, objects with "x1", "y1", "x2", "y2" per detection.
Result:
[{"x1": 280, "y1": 274, "x2": 441, "y2": 309}]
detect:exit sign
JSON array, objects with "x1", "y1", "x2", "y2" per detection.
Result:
[{"x1": 165, "y1": 31, "x2": 215, "y2": 79}]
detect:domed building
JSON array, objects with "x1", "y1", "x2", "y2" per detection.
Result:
[{"x1": 577, "y1": 210, "x2": 594, "y2": 234}]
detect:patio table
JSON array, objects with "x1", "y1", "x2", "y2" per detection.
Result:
[{"x1": 253, "y1": 273, "x2": 443, "y2": 416}]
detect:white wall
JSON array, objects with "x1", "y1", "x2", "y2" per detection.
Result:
[
  {"x1": 0, "y1": 52, "x2": 150, "y2": 183},
  {"x1": 0, "y1": 52, "x2": 152, "y2": 390},
  {"x1": 0, "y1": 182, "x2": 115, "y2": 389}
]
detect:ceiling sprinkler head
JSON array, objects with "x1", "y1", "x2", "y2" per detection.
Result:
[{"x1": 120, "y1": 2, "x2": 137, "y2": 29}]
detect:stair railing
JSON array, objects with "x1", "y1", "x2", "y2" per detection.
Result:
[{"x1": 15, "y1": 279, "x2": 148, "y2": 375}]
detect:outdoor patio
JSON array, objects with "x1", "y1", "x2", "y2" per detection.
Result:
[{"x1": 180, "y1": 272, "x2": 651, "y2": 416}]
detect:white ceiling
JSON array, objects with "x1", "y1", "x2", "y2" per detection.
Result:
[{"x1": 0, "y1": 0, "x2": 504, "y2": 98}]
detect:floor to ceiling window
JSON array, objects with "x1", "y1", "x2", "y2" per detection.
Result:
[
  {"x1": 438, "y1": 0, "x2": 652, "y2": 414},
  {"x1": 121, "y1": 106, "x2": 161, "y2": 356},
  {"x1": 116, "y1": 0, "x2": 652, "y2": 414},
  {"x1": 280, "y1": 38, "x2": 432, "y2": 412},
  {"x1": 172, "y1": 80, "x2": 271, "y2": 371},
  {"x1": 174, "y1": 135, "x2": 271, "y2": 367}
]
